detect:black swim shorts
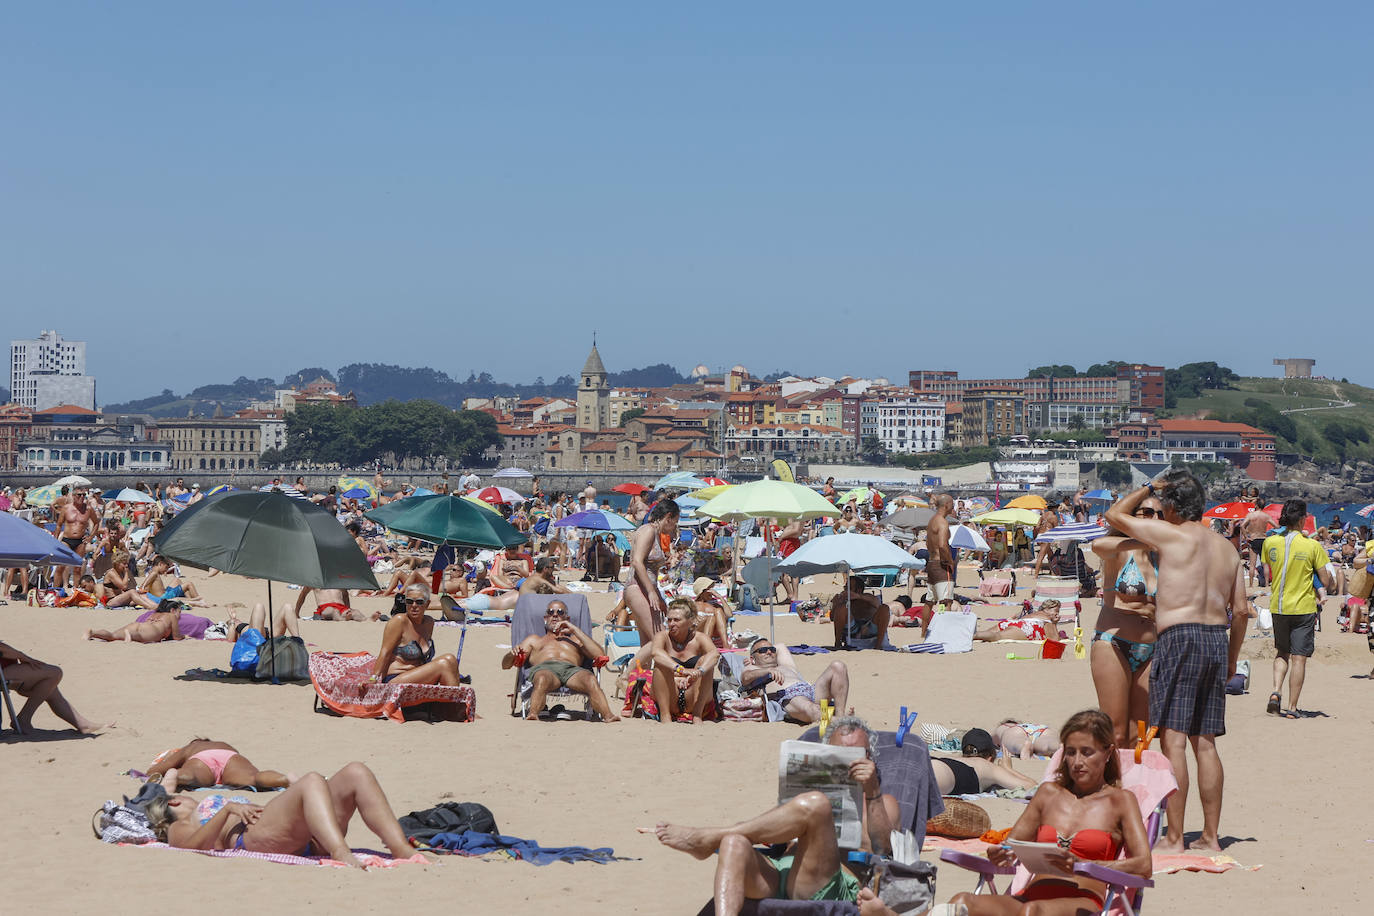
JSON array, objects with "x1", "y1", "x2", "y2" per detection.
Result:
[
  {"x1": 1149, "y1": 622, "x2": 1229, "y2": 737},
  {"x1": 1273, "y1": 613, "x2": 1316, "y2": 658}
]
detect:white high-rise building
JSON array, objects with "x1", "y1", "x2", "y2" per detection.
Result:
[{"x1": 9, "y1": 330, "x2": 96, "y2": 410}]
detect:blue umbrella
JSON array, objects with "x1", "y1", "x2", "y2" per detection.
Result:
[
  {"x1": 341, "y1": 487, "x2": 372, "y2": 499},
  {"x1": 409, "y1": 486, "x2": 438, "y2": 498},
  {"x1": 773, "y1": 532, "x2": 925, "y2": 579},
  {"x1": 553, "y1": 509, "x2": 637, "y2": 531},
  {"x1": 0, "y1": 512, "x2": 84, "y2": 567},
  {"x1": 1083, "y1": 489, "x2": 1115, "y2": 502},
  {"x1": 949, "y1": 524, "x2": 990, "y2": 552},
  {"x1": 653, "y1": 471, "x2": 708, "y2": 491}
]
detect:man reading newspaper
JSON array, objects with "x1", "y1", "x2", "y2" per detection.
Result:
[{"x1": 649, "y1": 716, "x2": 899, "y2": 913}]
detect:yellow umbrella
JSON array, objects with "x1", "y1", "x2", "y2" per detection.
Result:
[
  {"x1": 690, "y1": 484, "x2": 735, "y2": 502},
  {"x1": 972, "y1": 507, "x2": 1042, "y2": 527},
  {"x1": 463, "y1": 495, "x2": 501, "y2": 514},
  {"x1": 893, "y1": 496, "x2": 930, "y2": 509},
  {"x1": 1007, "y1": 494, "x2": 1048, "y2": 510}
]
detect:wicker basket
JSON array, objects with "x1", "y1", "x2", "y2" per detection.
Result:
[{"x1": 926, "y1": 798, "x2": 991, "y2": 839}]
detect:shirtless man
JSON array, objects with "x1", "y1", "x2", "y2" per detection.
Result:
[
  {"x1": 922, "y1": 494, "x2": 956, "y2": 637},
  {"x1": 774, "y1": 518, "x2": 805, "y2": 605},
  {"x1": 58, "y1": 488, "x2": 98, "y2": 587},
  {"x1": 1105, "y1": 469, "x2": 1249, "y2": 854},
  {"x1": 742, "y1": 639, "x2": 849, "y2": 724},
  {"x1": 1239, "y1": 501, "x2": 1273, "y2": 586},
  {"x1": 86, "y1": 602, "x2": 185, "y2": 643},
  {"x1": 501, "y1": 599, "x2": 618, "y2": 722},
  {"x1": 831, "y1": 576, "x2": 889, "y2": 650},
  {"x1": 141, "y1": 556, "x2": 207, "y2": 607}
]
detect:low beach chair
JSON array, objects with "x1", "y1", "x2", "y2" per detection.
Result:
[
  {"x1": 938, "y1": 748, "x2": 1177, "y2": 915},
  {"x1": 602, "y1": 621, "x2": 643, "y2": 698},
  {"x1": 309, "y1": 651, "x2": 476, "y2": 723},
  {"x1": 509, "y1": 592, "x2": 605, "y2": 720}
]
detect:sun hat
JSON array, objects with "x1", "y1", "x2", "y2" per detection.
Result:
[{"x1": 691, "y1": 576, "x2": 716, "y2": 597}]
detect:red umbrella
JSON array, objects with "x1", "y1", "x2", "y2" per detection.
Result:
[
  {"x1": 472, "y1": 486, "x2": 524, "y2": 505},
  {"x1": 699, "y1": 477, "x2": 728, "y2": 487},
  {"x1": 1262, "y1": 504, "x2": 1316, "y2": 534},
  {"x1": 1202, "y1": 502, "x2": 1254, "y2": 521},
  {"x1": 612, "y1": 483, "x2": 650, "y2": 495}
]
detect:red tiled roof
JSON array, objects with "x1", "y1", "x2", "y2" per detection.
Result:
[
  {"x1": 683, "y1": 449, "x2": 723, "y2": 459},
  {"x1": 640, "y1": 441, "x2": 691, "y2": 453},
  {"x1": 1157, "y1": 419, "x2": 1267, "y2": 436},
  {"x1": 36, "y1": 404, "x2": 98, "y2": 415},
  {"x1": 581, "y1": 441, "x2": 620, "y2": 452}
]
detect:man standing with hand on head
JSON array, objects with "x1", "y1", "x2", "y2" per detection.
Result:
[
  {"x1": 1105, "y1": 468, "x2": 1249, "y2": 854},
  {"x1": 1260, "y1": 498, "x2": 1333, "y2": 719},
  {"x1": 920, "y1": 494, "x2": 956, "y2": 639}
]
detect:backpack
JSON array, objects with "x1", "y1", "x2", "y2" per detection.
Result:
[
  {"x1": 398, "y1": 802, "x2": 499, "y2": 844},
  {"x1": 230, "y1": 628, "x2": 266, "y2": 672},
  {"x1": 254, "y1": 635, "x2": 308, "y2": 681}
]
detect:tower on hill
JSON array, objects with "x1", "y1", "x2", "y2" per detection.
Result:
[{"x1": 578, "y1": 342, "x2": 609, "y2": 431}]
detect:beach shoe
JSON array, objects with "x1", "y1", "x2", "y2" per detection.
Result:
[
  {"x1": 549, "y1": 704, "x2": 573, "y2": 721},
  {"x1": 1266, "y1": 692, "x2": 1282, "y2": 716}
]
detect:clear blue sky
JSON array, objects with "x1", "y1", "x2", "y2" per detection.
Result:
[{"x1": 5, "y1": 3, "x2": 1371, "y2": 402}]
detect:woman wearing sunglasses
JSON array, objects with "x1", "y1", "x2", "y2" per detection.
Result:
[
  {"x1": 1089, "y1": 496, "x2": 1163, "y2": 747},
  {"x1": 366, "y1": 583, "x2": 461, "y2": 689}
]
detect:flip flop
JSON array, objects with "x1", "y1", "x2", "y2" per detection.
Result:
[
  {"x1": 1280, "y1": 709, "x2": 1299, "y2": 719},
  {"x1": 1266, "y1": 692, "x2": 1282, "y2": 716}
]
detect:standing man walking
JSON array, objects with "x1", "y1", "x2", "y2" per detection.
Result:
[
  {"x1": 1260, "y1": 499, "x2": 1333, "y2": 719},
  {"x1": 1105, "y1": 468, "x2": 1249, "y2": 854},
  {"x1": 921, "y1": 495, "x2": 956, "y2": 639},
  {"x1": 1239, "y1": 500, "x2": 1273, "y2": 586}
]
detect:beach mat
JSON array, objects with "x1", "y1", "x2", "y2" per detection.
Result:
[{"x1": 120, "y1": 841, "x2": 427, "y2": 868}]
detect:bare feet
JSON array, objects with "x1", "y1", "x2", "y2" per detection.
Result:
[
  {"x1": 1152, "y1": 838, "x2": 1184, "y2": 856},
  {"x1": 83, "y1": 629, "x2": 93, "y2": 640},
  {"x1": 650, "y1": 823, "x2": 717, "y2": 860},
  {"x1": 75, "y1": 716, "x2": 113, "y2": 734},
  {"x1": 1187, "y1": 837, "x2": 1224, "y2": 853},
  {"x1": 602, "y1": 714, "x2": 622, "y2": 722}
]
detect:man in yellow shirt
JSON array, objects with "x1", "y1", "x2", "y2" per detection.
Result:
[{"x1": 1261, "y1": 499, "x2": 1334, "y2": 719}]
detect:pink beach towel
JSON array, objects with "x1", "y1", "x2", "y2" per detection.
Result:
[
  {"x1": 122, "y1": 841, "x2": 428, "y2": 868},
  {"x1": 309, "y1": 651, "x2": 475, "y2": 723}
]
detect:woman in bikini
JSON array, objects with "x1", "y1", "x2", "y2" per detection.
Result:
[
  {"x1": 144, "y1": 761, "x2": 418, "y2": 869},
  {"x1": 625, "y1": 499, "x2": 681, "y2": 643},
  {"x1": 1089, "y1": 495, "x2": 1162, "y2": 747},
  {"x1": 145, "y1": 739, "x2": 292, "y2": 791},
  {"x1": 367, "y1": 583, "x2": 461, "y2": 691},
  {"x1": 648, "y1": 597, "x2": 719, "y2": 724},
  {"x1": 948, "y1": 710, "x2": 1152, "y2": 916},
  {"x1": 97, "y1": 551, "x2": 158, "y2": 610}
]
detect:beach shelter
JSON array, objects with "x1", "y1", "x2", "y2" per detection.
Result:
[
  {"x1": 699, "y1": 477, "x2": 728, "y2": 487},
  {"x1": 1083, "y1": 489, "x2": 1114, "y2": 502},
  {"x1": 836, "y1": 486, "x2": 883, "y2": 506},
  {"x1": 697, "y1": 479, "x2": 848, "y2": 642},
  {"x1": 1035, "y1": 522, "x2": 1107, "y2": 544},
  {"x1": 775, "y1": 533, "x2": 924, "y2": 644},
  {"x1": 205, "y1": 484, "x2": 235, "y2": 497},
  {"x1": 492, "y1": 467, "x2": 534, "y2": 479},
  {"x1": 338, "y1": 476, "x2": 377, "y2": 500},
  {"x1": 1007, "y1": 494, "x2": 1048, "y2": 510},
  {"x1": 154, "y1": 491, "x2": 380, "y2": 682},
  {"x1": 690, "y1": 484, "x2": 734, "y2": 502},
  {"x1": 109, "y1": 488, "x2": 156, "y2": 504},
  {"x1": 462, "y1": 495, "x2": 502, "y2": 514},
  {"x1": 554, "y1": 509, "x2": 637, "y2": 579}
]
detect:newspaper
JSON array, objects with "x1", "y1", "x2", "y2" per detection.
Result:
[{"x1": 778, "y1": 739, "x2": 864, "y2": 848}]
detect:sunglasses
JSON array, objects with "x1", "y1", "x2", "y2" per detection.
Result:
[
  {"x1": 546, "y1": 609, "x2": 569, "y2": 618},
  {"x1": 403, "y1": 597, "x2": 427, "y2": 606},
  {"x1": 1135, "y1": 508, "x2": 1158, "y2": 518},
  {"x1": 751, "y1": 645, "x2": 777, "y2": 655}
]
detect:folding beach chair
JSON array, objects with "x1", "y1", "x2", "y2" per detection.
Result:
[
  {"x1": 0, "y1": 662, "x2": 24, "y2": 735},
  {"x1": 509, "y1": 592, "x2": 605, "y2": 720},
  {"x1": 602, "y1": 620, "x2": 643, "y2": 698},
  {"x1": 939, "y1": 748, "x2": 1177, "y2": 915}
]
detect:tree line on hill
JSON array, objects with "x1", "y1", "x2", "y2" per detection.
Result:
[{"x1": 1026, "y1": 361, "x2": 1238, "y2": 410}]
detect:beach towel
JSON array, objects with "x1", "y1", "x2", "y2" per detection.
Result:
[
  {"x1": 924, "y1": 611, "x2": 977, "y2": 653},
  {"x1": 422, "y1": 829, "x2": 632, "y2": 865},
  {"x1": 309, "y1": 651, "x2": 475, "y2": 723},
  {"x1": 121, "y1": 841, "x2": 426, "y2": 868}
]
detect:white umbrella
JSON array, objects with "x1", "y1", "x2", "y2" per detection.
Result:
[
  {"x1": 1035, "y1": 522, "x2": 1107, "y2": 544},
  {"x1": 109, "y1": 488, "x2": 156, "y2": 504},
  {"x1": 53, "y1": 475, "x2": 92, "y2": 488},
  {"x1": 491, "y1": 467, "x2": 534, "y2": 479},
  {"x1": 773, "y1": 533, "x2": 925, "y2": 578},
  {"x1": 949, "y1": 525, "x2": 990, "y2": 552}
]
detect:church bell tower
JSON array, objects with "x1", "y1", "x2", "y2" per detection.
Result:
[{"x1": 578, "y1": 341, "x2": 609, "y2": 432}]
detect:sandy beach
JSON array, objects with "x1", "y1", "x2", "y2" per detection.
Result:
[{"x1": 5, "y1": 563, "x2": 1371, "y2": 914}]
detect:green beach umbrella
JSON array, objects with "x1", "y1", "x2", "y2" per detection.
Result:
[
  {"x1": 365, "y1": 493, "x2": 526, "y2": 549},
  {"x1": 696, "y1": 478, "x2": 843, "y2": 523}
]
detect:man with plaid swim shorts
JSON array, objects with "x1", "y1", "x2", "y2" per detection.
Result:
[{"x1": 1106, "y1": 468, "x2": 1250, "y2": 856}]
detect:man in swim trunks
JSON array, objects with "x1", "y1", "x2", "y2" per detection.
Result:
[
  {"x1": 921, "y1": 494, "x2": 957, "y2": 638},
  {"x1": 1105, "y1": 469, "x2": 1249, "y2": 854},
  {"x1": 741, "y1": 639, "x2": 849, "y2": 724},
  {"x1": 1239, "y1": 500, "x2": 1274, "y2": 586},
  {"x1": 58, "y1": 487, "x2": 98, "y2": 588},
  {"x1": 651, "y1": 716, "x2": 899, "y2": 912},
  {"x1": 501, "y1": 599, "x2": 619, "y2": 722}
]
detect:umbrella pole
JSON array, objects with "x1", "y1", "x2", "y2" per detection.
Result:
[{"x1": 267, "y1": 580, "x2": 279, "y2": 685}]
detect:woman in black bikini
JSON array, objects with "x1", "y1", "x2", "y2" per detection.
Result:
[
  {"x1": 930, "y1": 728, "x2": 1037, "y2": 796},
  {"x1": 1089, "y1": 495, "x2": 1162, "y2": 747},
  {"x1": 648, "y1": 598, "x2": 719, "y2": 724},
  {"x1": 367, "y1": 583, "x2": 460, "y2": 688}
]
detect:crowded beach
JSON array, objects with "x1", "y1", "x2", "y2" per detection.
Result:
[{"x1": 3, "y1": 468, "x2": 1371, "y2": 914}]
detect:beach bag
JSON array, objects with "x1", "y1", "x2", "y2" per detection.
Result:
[
  {"x1": 255, "y1": 636, "x2": 308, "y2": 680},
  {"x1": 399, "y1": 801, "x2": 499, "y2": 843},
  {"x1": 874, "y1": 857, "x2": 938, "y2": 914},
  {"x1": 979, "y1": 577, "x2": 1012, "y2": 597},
  {"x1": 533, "y1": 517, "x2": 550, "y2": 536},
  {"x1": 794, "y1": 596, "x2": 824, "y2": 621},
  {"x1": 230, "y1": 628, "x2": 266, "y2": 672},
  {"x1": 925, "y1": 799, "x2": 990, "y2": 839}
]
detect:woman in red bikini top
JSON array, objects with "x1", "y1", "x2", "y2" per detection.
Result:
[{"x1": 948, "y1": 709, "x2": 1153, "y2": 915}]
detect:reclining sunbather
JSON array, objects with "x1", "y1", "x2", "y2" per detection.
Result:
[
  {"x1": 144, "y1": 761, "x2": 418, "y2": 868},
  {"x1": 146, "y1": 739, "x2": 293, "y2": 791},
  {"x1": 947, "y1": 710, "x2": 1152, "y2": 915},
  {"x1": 972, "y1": 600, "x2": 1061, "y2": 643},
  {"x1": 501, "y1": 598, "x2": 619, "y2": 722},
  {"x1": 292, "y1": 587, "x2": 378, "y2": 622},
  {"x1": 741, "y1": 639, "x2": 849, "y2": 724},
  {"x1": 85, "y1": 600, "x2": 186, "y2": 643},
  {"x1": 649, "y1": 715, "x2": 899, "y2": 913},
  {"x1": 993, "y1": 719, "x2": 1062, "y2": 759},
  {"x1": 930, "y1": 728, "x2": 1037, "y2": 795}
]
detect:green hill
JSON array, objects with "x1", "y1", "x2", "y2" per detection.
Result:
[{"x1": 1166, "y1": 376, "x2": 1374, "y2": 467}]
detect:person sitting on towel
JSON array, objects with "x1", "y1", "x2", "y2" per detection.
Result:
[
  {"x1": 929, "y1": 728, "x2": 1036, "y2": 796},
  {"x1": 741, "y1": 639, "x2": 849, "y2": 725},
  {"x1": 830, "y1": 576, "x2": 890, "y2": 650},
  {"x1": 501, "y1": 598, "x2": 619, "y2": 722}
]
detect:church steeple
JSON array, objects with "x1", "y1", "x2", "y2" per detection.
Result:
[{"x1": 578, "y1": 341, "x2": 609, "y2": 432}]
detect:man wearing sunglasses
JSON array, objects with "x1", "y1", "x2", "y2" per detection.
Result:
[
  {"x1": 1105, "y1": 468, "x2": 1249, "y2": 856},
  {"x1": 741, "y1": 640, "x2": 849, "y2": 725},
  {"x1": 501, "y1": 600, "x2": 619, "y2": 722}
]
